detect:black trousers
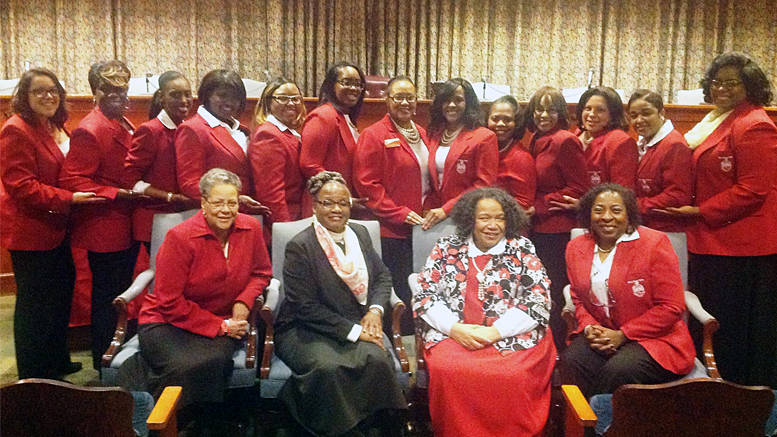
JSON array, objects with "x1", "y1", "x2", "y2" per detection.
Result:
[
  {"x1": 381, "y1": 237, "x2": 415, "y2": 335},
  {"x1": 10, "y1": 240, "x2": 76, "y2": 379},
  {"x1": 88, "y1": 243, "x2": 139, "y2": 369},
  {"x1": 529, "y1": 231, "x2": 570, "y2": 352},
  {"x1": 560, "y1": 335, "x2": 681, "y2": 398},
  {"x1": 688, "y1": 252, "x2": 777, "y2": 388}
]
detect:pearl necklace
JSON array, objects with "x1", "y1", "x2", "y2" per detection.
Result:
[
  {"x1": 471, "y1": 256, "x2": 493, "y2": 301},
  {"x1": 395, "y1": 120, "x2": 420, "y2": 143},
  {"x1": 440, "y1": 126, "x2": 462, "y2": 147}
]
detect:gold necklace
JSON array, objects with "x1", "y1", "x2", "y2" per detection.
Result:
[
  {"x1": 440, "y1": 126, "x2": 462, "y2": 146},
  {"x1": 395, "y1": 120, "x2": 420, "y2": 143},
  {"x1": 471, "y1": 256, "x2": 493, "y2": 301},
  {"x1": 597, "y1": 245, "x2": 615, "y2": 253}
]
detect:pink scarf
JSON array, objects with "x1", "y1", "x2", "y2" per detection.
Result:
[{"x1": 313, "y1": 219, "x2": 368, "y2": 304}]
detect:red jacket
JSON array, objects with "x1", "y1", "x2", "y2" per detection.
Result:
[
  {"x1": 175, "y1": 113, "x2": 253, "y2": 200},
  {"x1": 583, "y1": 128, "x2": 638, "y2": 190},
  {"x1": 529, "y1": 128, "x2": 590, "y2": 233},
  {"x1": 123, "y1": 117, "x2": 181, "y2": 242},
  {"x1": 495, "y1": 139, "x2": 536, "y2": 210},
  {"x1": 636, "y1": 129, "x2": 693, "y2": 233},
  {"x1": 59, "y1": 108, "x2": 135, "y2": 252},
  {"x1": 138, "y1": 213, "x2": 272, "y2": 337},
  {"x1": 1, "y1": 115, "x2": 73, "y2": 250},
  {"x1": 248, "y1": 121, "x2": 305, "y2": 240},
  {"x1": 354, "y1": 114, "x2": 430, "y2": 239},
  {"x1": 566, "y1": 227, "x2": 696, "y2": 375},
  {"x1": 689, "y1": 103, "x2": 777, "y2": 256},
  {"x1": 299, "y1": 103, "x2": 358, "y2": 193},
  {"x1": 424, "y1": 127, "x2": 499, "y2": 214}
]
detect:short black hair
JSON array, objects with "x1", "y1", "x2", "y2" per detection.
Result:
[
  {"x1": 149, "y1": 70, "x2": 188, "y2": 120},
  {"x1": 577, "y1": 183, "x2": 641, "y2": 232},
  {"x1": 429, "y1": 78, "x2": 483, "y2": 136},
  {"x1": 487, "y1": 94, "x2": 525, "y2": 143},
  {"x1": 450, "y1": 188, "x2": 528, "y2": 240},
  {"x1": 701, "y1": 52, "x2": 773, "y2": 107},
  {"x1": 628, "y1": 89, "x2": 664, "y2": 113},
  {"x1": 386, "y1": 75, "x2": 414, "y2": 93},
  {"x1": 11, "y1": 68, "x2": 68, "y2": 129},
  {"x1": 524, "y1": 86, "x2": 570, "y2": 133},
  {"x1": 577, "y1": 86, "x2": 628, "y2": 132},
  {"x1": 318, "y1": 61, "x2": 366, "y2": 121},
  {"x1": 198, "y1": 69, "x2": 247, "y2": 115}
]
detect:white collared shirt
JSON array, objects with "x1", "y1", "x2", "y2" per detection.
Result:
[
  {"x1": 435, "y1": 147, "x2": 450, "y2": 187},
  {"x1": 590, "y1": 229, "x2": 640, "y2": 317},
  {"x1": 637, "y1": 120, "x2": 674, "y2": 160},
  {"x1": 266, "y1": 114, "x2": 300, "y2": 138},
  {"x1": 197, "y1": 105, "x2": 248, "y2": 154}
]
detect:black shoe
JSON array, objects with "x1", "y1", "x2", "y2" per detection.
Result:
[{"x1": 59, "y1": 361, "x2": 83, "y2": 375}]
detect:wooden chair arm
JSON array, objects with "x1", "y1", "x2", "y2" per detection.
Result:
[
  {"x1": 101, "y1": 270, "x2": 155, "y2": 368},
  {"x1": 259, "y1": 306, "x2": 275, "y2": 379},
  {"x1": 147, "y1": 386, "x2": 182, "y2": 437},
  {"x1": 684, "y1": 291, "x2": 720, "y2": 378},
  {"x1": 245, "y1": 294, "x2": 264, "y2": 369},
  {"x1": 391, "y1": 301, "x2": 409, "y2": 373},
  {"x1": 561, "y1": 385, "x2": 597, "y2": 437},
  {"x1": 415, "y1": 328, "x2": 426, "y2": 372},
  {"x1": 561, "y1": 309, "x2": 577, "y2": 343}
]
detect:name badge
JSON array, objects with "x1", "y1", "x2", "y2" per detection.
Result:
[{"x1": 384, "y1": 138, "x2": 401, "y2": 148}]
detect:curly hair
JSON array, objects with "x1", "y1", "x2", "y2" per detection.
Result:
[
  {"x1": 307, "y1": 171, "x2": 350, "y2": 199},
  {"x1": 487, "y1": 94, "x2": 525, "y2": 144},
  {"x1": 450, "y1": 188, "x2": 528, "y2": 240},
  {"x1": 701, "y1": 52, "x2": 773, "y2": 107},
  {"x1": 524, "y1": 86, "x2": 570, "y2": 133},
  {"x1": 577, "y1": 86, "x2": 628, "y2": 132},
  {"x1": 254, "y1": 77, "x2": 307, "y2": 130},
  {"x1": 428, "y1": 78, "x2": 483, "y2": 136},
  {"x1": 199, "y1": 167, "x2": 242, "y2": 198},
  {"x1": 576, "y1": 183, "x2": 641, "y2": 232},
  {"x1": 318, "y1": 61, "x2": 366, "y2": 122},
  {"x1": 11, "y1": 68, "x2": 68, "y2": 129}
]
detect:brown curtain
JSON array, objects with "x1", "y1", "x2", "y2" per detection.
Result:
[{"x1": 2, "y1": 0, "x2": 776, "y2": 102}]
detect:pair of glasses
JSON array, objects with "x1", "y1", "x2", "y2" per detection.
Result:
[
  {"x1": 389, "y1": 94, "x2": 417, "y2": 103},
  {"x1": 315, "y1": 199, "x2": 351, "y2": 209},
  {"x1": 534, "y1": 108, "x2": 559, "y2": 116},
  {"x1": 710, "y1": 79, "x2": 742, "y2": 90},
  {"x1": 272, "y1": 95, "x2": 303, "y2": 105},
  {"x1": 99, "y1": 87, "x2": 128, "y2": 98},
  {"x1": 336, "y1": 80, "x2": 364, "y2": 90},
  {"x1": 206, "y1": 199, "x2": 239, "y2": 210},
  {"x1": 30, "y1": 87, "x2": 58, "y2": 99}
]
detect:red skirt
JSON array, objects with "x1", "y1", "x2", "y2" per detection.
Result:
[{"x1": 425, "y1": 333, "x2": 556, "y2": 437}]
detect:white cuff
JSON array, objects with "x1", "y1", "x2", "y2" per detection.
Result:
[
  {"x1": 132, "y1": 180, "x2": 151, "y2": 193},
  {"x1": 492, "y1": 307, "x2": 539, "y2": 339},
  {"x1": 347, "y1": 324, "x2": 362, "y2": 342},
  {"x1": 368, "y1": 304, "x2": 384, "y2": 315},
  {"x1": 420, "y1": 302, "x2": 461, "y2": 335}
]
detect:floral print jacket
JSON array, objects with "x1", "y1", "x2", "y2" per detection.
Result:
[{"x1": 414, "y1": 234, "x2": 552, "y2": 353}]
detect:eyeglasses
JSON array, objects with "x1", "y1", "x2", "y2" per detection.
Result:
[
  {"x1": 534, "y1": 108, "x2": 559, "y2": 116},
  {"x1": 98, "y1": 86, "x2": 128, "y2": 98},
  {"x1": 389, "y1": 94, "x2": 417, "y2": 103},
  {"x1": 205, "y1": 199, "x2": 240, "y2": 210},
  {"x1": 336, "y1": 79, "x2": 364, "y2": 90},
  {"x1": 315, "y1": 199, "x2": 351, "y2": 209},
  {"x1": 272, "y1": 95, "x2": 303, "y2": 105},
  {"x1": 29, "y1": 87, "x2": 59, "y2": 99},
  {"x1": 710, "y1": 79, "x2": 742, "y2": 91}
]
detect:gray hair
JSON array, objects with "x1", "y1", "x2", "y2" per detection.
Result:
[
  {"x1": 199, "y1": 168, "x2": 242, "y2": 198},
  {"x1": 307, "y1": 171, "x2": 349, "y2": 199}
]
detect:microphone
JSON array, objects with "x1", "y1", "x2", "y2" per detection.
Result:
[
  {"x1": 263, "y1": 70, "x2": 271, "y2": 82},
  {"x1": 587, "y1": 68, "x2": 595, "y2": 88},
  {"x1": 146, "y1": 72, "x2": 153, "y2": 93},
  {"x1": 482, "y1": 76, "x2": 487, "y2": 99}
]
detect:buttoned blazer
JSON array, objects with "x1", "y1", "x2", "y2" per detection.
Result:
[
  {"x1": 299, "y1": 103, "x2": 358, "y2": 193},
  {"x1": 583, "y1": 128, "x2": 638, "y2": 191},
  {"x1": 175, "y1": 113, "x2": 253, "y2": 200},
  {"x1": 636, "y1": 129, "x2": 693, "y2": 232},
  {"x1": 59, "y1": 108, "x2": 135, "y2": 252},
  {"x1": 1, "y1": 114, "x2": 73, "y2": 250},
  {"x1": 566, "y1": 227, "x2": 696, "y2": 375},
  {"x1": 424, "y1": 126, "x2": 499, "y2": 214},
  {"x1": 689, "y1": 103, "x2": 777, "y2": 256},
  {"x1": 495, "y1": 139, "x2": 536, "y2": 210},
  {"x1": 354, "y1": 114, "x2": 430, "y2": 239}
]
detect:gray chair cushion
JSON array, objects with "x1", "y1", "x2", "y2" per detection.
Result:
[{"x1": 411, "y1": 218, "x2": 457, "y2": 273}]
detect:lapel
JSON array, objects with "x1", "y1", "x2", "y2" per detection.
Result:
[
  {"x1": 692, "y1": 104, "x2": 751, "y2": 164},
  {"x1": 441, "y1": 129, "x2": 475, "y2": 190},
  {"x1": 335, "y1": 110, "x2": 357, "y2": 152},
  {"x1": 529, "y1": 128, "x2": 558, "y2": 157},
  {"x1": 306, "y1": 224, "x2": 367, "y2": 305},
  {"x1": 207, "y1": 120, "x2": 246, "y2": 161},
  {"x1": 427, "y1": 137, "x2": 442, "y2": 191},
  {"x1": 30, "y1": 120, "x2": 65, "y2": 165},
  {"x1": 382, "y1": 115, "x2": 419, "y2": 166},
  {"x1": 115, "y1": 116, "x2": 134, "y2": 150},
  {"x1": 639, "y1": 142, "x2": 659, "y2": 173}
]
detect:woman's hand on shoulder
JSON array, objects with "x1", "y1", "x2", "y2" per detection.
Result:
[
  {"x1": 449, "y1": 323, "x2": 494, "y2": 351},
  {"x1": 548, "y1": 195, "x2": 579, "y2": 212},
  {"x1": 239, "y1": 195, "x2": 272, "y2": 216},
  {"x1": 421, "y1": 208, "x2": 447, "y2": 230},
  {"x1": 655, "y1": 205, "x2": 700, "y2": 217},
  {"x1": 72, "y1": 192, "x2": 107, "y2": 204},
  {"x1": 404, "y1": 211, "x2": 424, "y2": 225}
]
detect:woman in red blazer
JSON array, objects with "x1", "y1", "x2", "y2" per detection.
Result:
[
  {"x1": 248, "y1": 77, "x2": 307, "y2": 243},
  {"x1": 1, "y1": 69, "x2": 101, "y2": 379},
  {"x1": 487, "y1": 95, "x2": 536, "y2": 211},
  {"x1": 300, "y1": 61, "x2": 366, "y2": 204},
  {"x1": 524, "y1": 87, "x2": 590, "y2": 352},
  {"x1": 664, "y1": 53, "x2": 777, "y2": 388},
  {"x1": 354, "y1": 76, "x2": 430, "y2": 334},
  {"x1": 626, "y1": 90, "x2": 692, "y2": 233},
  {"x1": 422, "y1": 78, "x2": 499, "y2": 229},
  {"x1": 560, "y1": 184, "x2": 695, "y2": 398},
  {"x1": 123, "y1": 71, "x2": 194, "y2": 247},
  {"x1": 59, "y1": 60, "x2": 143, "y2": 369},
  {"x1": 576, "y1": 87, "x2": 638, "y2": 191}
]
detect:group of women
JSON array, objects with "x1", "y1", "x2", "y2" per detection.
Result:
[{"x1": 1, "y1": 50, "x2": 775, "y2": 436}]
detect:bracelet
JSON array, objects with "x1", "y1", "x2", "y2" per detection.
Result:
[
  {"x1": 369, "y1": 308, "x2": 382, "y2": 316},
  {"x1": 166, "y1": 192, "x2": 173, "y2": 203}
]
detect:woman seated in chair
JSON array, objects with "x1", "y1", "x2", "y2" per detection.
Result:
[
  {"x1": 560, "y1": 183, "x2": 696, "y2": 399},
  {"x1": 414, "y1": 187, "x2": 556, "y2": 437},
  {"x1": 273, "y1": 171, "x2": 407, "y2": 437},
  {"x1": 119, "y1": 168, "x2": 272, "y2": 409}
]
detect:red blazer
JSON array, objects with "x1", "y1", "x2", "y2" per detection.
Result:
[
  {"x1": 529, "y1": 128, "x2": 590, "y2": 233},
  {"x1": 689, "y1": 103, "x2": 777, "y2": 256},
  {"x1": 248, "y1": 121, "x2": 305, "y2": 238},
  {"x1": 583, "y1": 128, "x2": 638, "y2": 190},
  {"x1": 299, "y1": 103, "x2": 358, "y2": 192},
  {"x1": 138, "y1": 213, "x2": 272, "y2": 337},
  {"x1": 0, "y1": 115, "x2": 73, "y2": 250},
  {"x1": 354, "y1": 114, "x2": 430, "y2": 239},
  {"x1": 495, "y1": 139, "x2": 536, "y2": 209},
  {"x1": 566, "y1": 227, "x2": 696, "y2": 375},
  {"x1": 424, "y1": 127, "x2": 499, "y2": 214},
  {"x1": 59, "y1": 108, "x2": 135, "y2": 253},
  {"x1": 175, "y1": 113, "x2": 252, "y2": 200},
  {"x1": 636, "y1": 129, "x2": 693, "y2": 233},
  {"x1": 123, "y1": 117, "x2": 181, "y2": 242}
]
